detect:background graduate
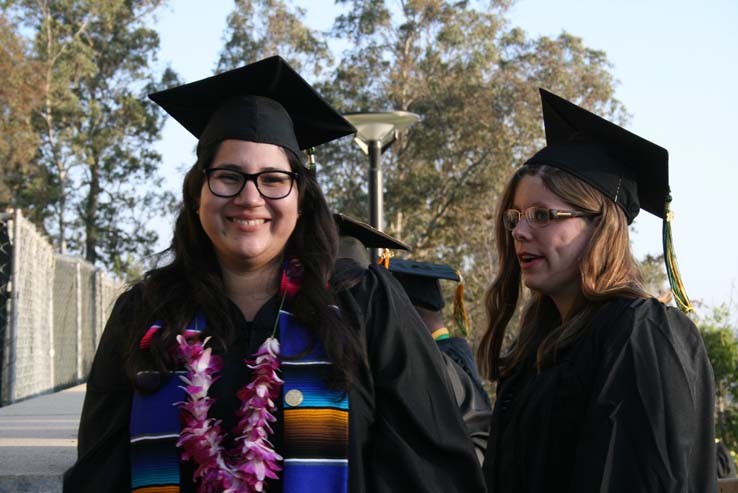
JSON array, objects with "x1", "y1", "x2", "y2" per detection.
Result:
[
  {"x1": 389, "y1": 258, "x2": 492, "y2": 464},
  {"x1": 64, "y1": 56, "x2": 484, "y2": 493},
  {"x1": 477, "y1": 89, "x2": 716, "y2": 492}
]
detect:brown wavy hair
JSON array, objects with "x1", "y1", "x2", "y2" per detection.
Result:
[
  {"x1": 124, "y1": 140, "x2": 365, "y2": 389},
  {"x1": 477, "y1": 164, "x2": 651, "y2": 381}
]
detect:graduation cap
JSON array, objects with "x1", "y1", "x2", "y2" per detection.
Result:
[
  {"x1": 148, "y1": 55, "x2": 356, "y2": 161},
  {"x1": 526, "y1": 89, "x2": 668, "y2": 223},
  {"x1": 389, "y1": 259, "x2": 470, "y2": 336},
  {"x1": 526, "y1": 88, "x2": 692, "y2": 312},
  {"x1": 334, "y1": 213, "x2": 410, "y2": 268}
]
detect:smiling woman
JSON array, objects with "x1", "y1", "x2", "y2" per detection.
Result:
[
  {"x1": 63, "y1": 56, "x2": 485, "y2": 493},
  {"x1": 198, "y1": 140, "x2": 300, "y2": 280},
  {"x1": 478, "y1": 89, "x2": 716, "y2": 492}
]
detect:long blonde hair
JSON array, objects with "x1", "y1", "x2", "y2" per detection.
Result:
[{"x1": 477, "y1": 164, "x2": 650, "y2": 381}]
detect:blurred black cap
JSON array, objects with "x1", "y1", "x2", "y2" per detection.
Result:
[
  {"x1": 148, "y1": 56, "x2": 356, "y2": 158},
  {"x1": 525, "y1": 88, "x2": 669, "y2": 223},
  {"x1": 335, "y1": 213, "x2": 410, "y2": 267},
  {"x1": 388, "y1": 259, "x2": 460, "y2": 311}
]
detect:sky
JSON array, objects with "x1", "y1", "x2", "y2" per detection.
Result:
[{"x1": 150, "y1": 0, "x2": 738, "y2": 313}]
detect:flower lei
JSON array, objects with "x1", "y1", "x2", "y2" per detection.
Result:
[{"x1": 175, "y1": 257, "x2": 303, "y2": 493}]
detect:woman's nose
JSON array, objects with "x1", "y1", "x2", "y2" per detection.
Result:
[
  {"x1": 232, "y1": 179, "x2": 264, "y2": 205},
  {"x1": 511, "y1": 218, "x2": 532, "y2": 241}
]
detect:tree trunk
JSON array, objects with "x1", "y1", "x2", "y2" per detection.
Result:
[{"x1": 85, "y1": 159, "x2": 99, "y2": 264}]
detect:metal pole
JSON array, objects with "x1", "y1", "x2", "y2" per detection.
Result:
[{"x1": 368, "y1": 140, "x2": 383, "y2": 262}]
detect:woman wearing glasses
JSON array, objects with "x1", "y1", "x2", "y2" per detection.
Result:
[
  {"x1": 478, "y1": 89, "x2": 716, "y2": 492},
  {"x1": 64, "y1": 57, "x2": 484, "y2": 493}
]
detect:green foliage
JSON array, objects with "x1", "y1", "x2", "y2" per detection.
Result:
[
  {"x1": 2, "y1": 0, "x2": 178, "y2": 275},
  {"x1": 217, "y1": 0, "x2": 333, "y2": 76},
  {"x1": 0, "y1": 15, "x2": 45, "y2": 216},
  {"x1": 697, "y1": 303, "x2": 738, "y2": 451},
  {"x1": 699, "y1": 305, "x2": 738, "y2": 397}
]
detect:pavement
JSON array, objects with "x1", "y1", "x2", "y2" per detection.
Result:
[{"x1": 0, "y1": 385, "x2": 84, "y2": 493}]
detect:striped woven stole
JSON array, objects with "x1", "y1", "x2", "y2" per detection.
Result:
[
  {"x1": 279, "y1": 310, "x2": 349, "y2": 492},
  {"x1": 129, "y1": 372, "x2": 185, "y2": 493},
  {"x1": 129, "y1": 310, "x2": 349, "y2": 493}
]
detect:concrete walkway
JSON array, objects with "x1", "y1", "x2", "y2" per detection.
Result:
[{"x1": 0, "y1": 385, "x2": 84, "y2": 493}]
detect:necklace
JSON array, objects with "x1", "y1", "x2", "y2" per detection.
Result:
[{"x1": 176, "y1": 257, "x2": 303, "y2": 493}]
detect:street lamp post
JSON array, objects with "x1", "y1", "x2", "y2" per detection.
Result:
[{"x1": 344, "y1": 111, "x2": 420, "y2": 261}]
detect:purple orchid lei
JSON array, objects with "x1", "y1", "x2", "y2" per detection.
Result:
[{"x1": 175, "y1": 258, "x2": 303, "y2": 493}]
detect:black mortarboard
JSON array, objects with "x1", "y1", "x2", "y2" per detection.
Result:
[
  {"x1": 389, "y1": 259, "x2": 458, "y2": 311},
  {"x1": 335, "y1": 213, "x2": 410, "y2": 267},
  {"x1": 389, "y1": 259, "x2": 470, "y2": 335},
  {"x1": 148, "y1": 56, "x2": 356, "y2": 159},
  {"x1": 525, "y1": 88, "x2": 668, "y2": 223}
]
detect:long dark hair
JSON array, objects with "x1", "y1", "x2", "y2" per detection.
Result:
[
  {"x1": 125, "y1": 140, "x2": 365, "y2": 389},
  {"x1": 477, "y1": 164, "x2": 650, "y2": 381}
]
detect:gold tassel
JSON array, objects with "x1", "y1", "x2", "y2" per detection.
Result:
[
  {"x1": 306, "y1": 147, "x2": 316, "y2": 171},
  {"x1": 377, "y1": 248, "x2": 393, "y2": 269},
  {"x1": 452, "y1": 271, "x2": 470, "y2": 336},
  {"x1": 662, "y1": 195, "x2": 694, "y2": 314}
]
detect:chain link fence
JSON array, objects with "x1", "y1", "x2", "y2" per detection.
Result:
[{"x1": 0, "y1": 210, "x2": 122, "y2": 405}]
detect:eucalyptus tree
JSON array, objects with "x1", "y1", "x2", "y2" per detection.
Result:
[{"x1": 2, "y1": 0, "x2": 178, "y2": 275}]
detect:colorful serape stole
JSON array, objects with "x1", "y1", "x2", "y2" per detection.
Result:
[
  {"x1": 280, "y1": 310, "x2": 349, "y2": 493},
  {"x1": 130, "y1": 373, "x2": 185, "y2": 493},
  {"x1": 129, "y1": 311, "x2": 349, "y2": 492},
  {"x1": 129, "y1": 314, "x2": 204, "y2": 493}
]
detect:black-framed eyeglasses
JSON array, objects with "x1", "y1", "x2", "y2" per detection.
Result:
[
  {"x1": 203, "y1": 168, "x2": 299, "y2": 199},
  {"x1": 502, "y1": 207, "x2": 600, "y2": 231}
]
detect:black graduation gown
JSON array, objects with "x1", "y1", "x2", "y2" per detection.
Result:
[
  {"x1": 483, "y1": 297, "x2": 717, "y2": 493},
  {"x1": 441, "y1": 353, "x2": 491, "y2": 464},
  {"x1": 437, "y1": 337, "x2": 491, "y2": 407},
  {"x1": 64, "y1": 264, "x2": 485, "y2": 493}
]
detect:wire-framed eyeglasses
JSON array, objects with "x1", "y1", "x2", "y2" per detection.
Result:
[
  {"x1": 503, "y1": 207, "x2": 600, "y2": 231},
  {"x1": 203, "y1": 168, "x2": 299, "y2": 199}
]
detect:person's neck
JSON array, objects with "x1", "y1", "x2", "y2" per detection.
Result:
[
  {"x1": 551, "y1": 285, "x2": 585, "y2": 323},
  {"x1": 220, "y1": 256, "x2": 282, "y2": 321}
]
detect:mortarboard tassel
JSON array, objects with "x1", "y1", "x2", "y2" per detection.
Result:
[
  {"x1": 306, "y1": 147, "x2": 317, "y2": 171},
  {"x1": 452, "y1": 272, "x2": 470, "y2": 337},
  {"x1": 377, "y1": 248, "x2": 393, "y2": 269},
  {"x1": 662, "y1": 194, "x2": 694, "y2": 314}
]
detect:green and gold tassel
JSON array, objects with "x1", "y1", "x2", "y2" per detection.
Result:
[
  {"x1": 306, "y1": 147, "x2": 317, "y2": 171},
  {"x1": 662, "y1": 194, "x2": 694, "y2": 314}
]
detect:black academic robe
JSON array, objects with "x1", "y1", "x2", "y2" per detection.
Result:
[
  {"x1": 483, "y1": 297, "x2": 717, "y2": 493},
  {"x1": 64, "y1": 264, "x2": 485, "y2": 493},
  {"x1": 441, "y1": 353, "x2": 491, "y2": 464},
  {"x1": 438, "y1": 337, "x2": 491, "y2": 407}
]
